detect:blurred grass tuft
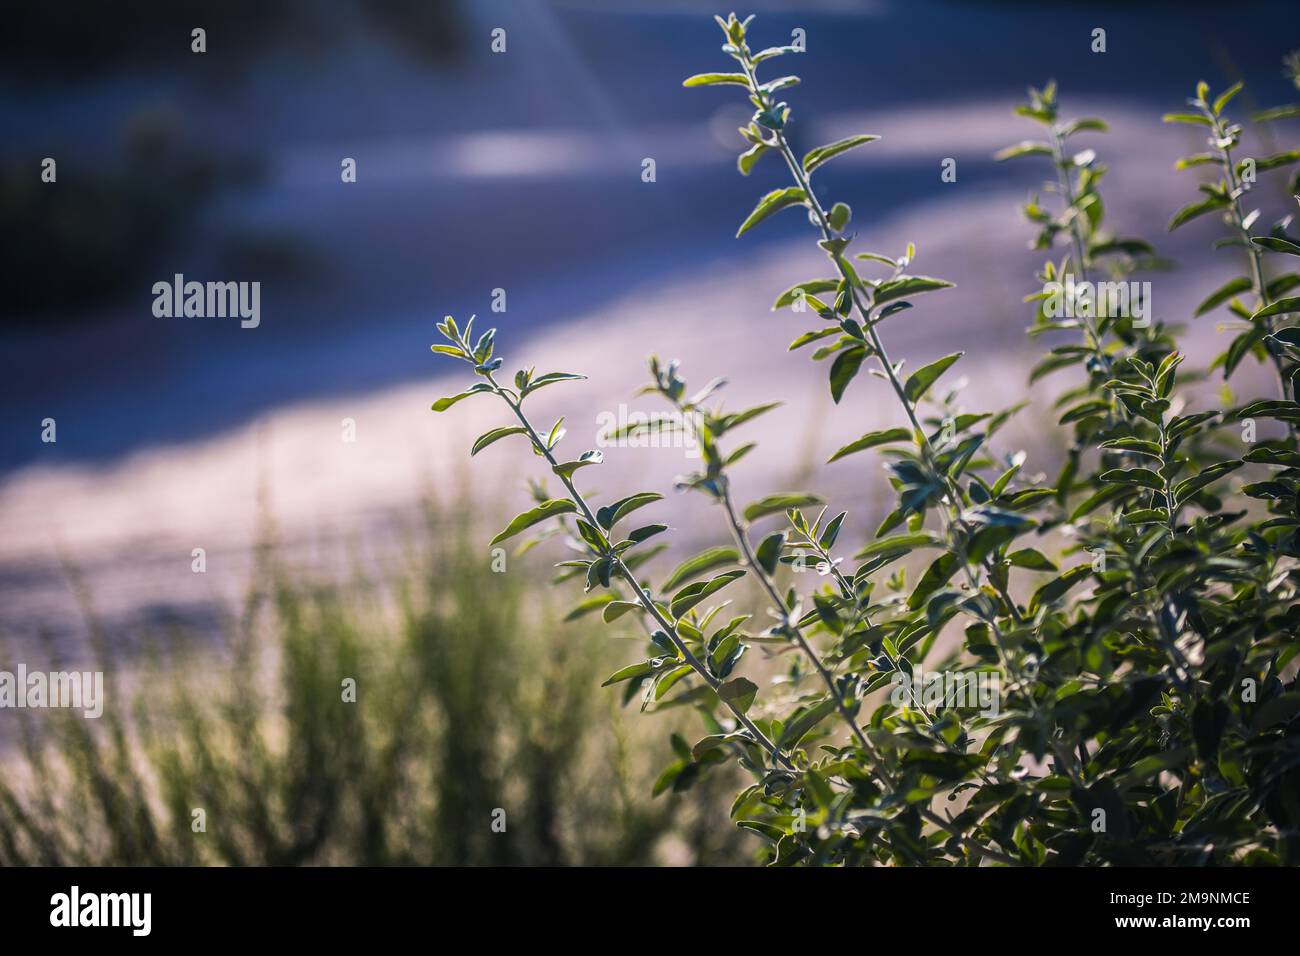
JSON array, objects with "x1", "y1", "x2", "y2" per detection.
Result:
[{"x1": 0, "y1": 504, "x2": 746, "y2": 866}]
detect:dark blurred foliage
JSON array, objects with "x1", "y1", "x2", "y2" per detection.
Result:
[
  {"x1": 0, "y1": 113, "x2": 244, "y2": 324},
  {"x1": 0, "y1": 0, "x2": 465, "y2": 82},
  {"x1": 0, "y1": 0, "x2": 466, "y2": 326}
]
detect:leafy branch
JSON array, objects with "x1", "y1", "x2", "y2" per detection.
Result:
[
  {"x1": 691, "y1": 14, "x2": 1094, "y2": 784},
  {"x1": 1167, "y1": 80, "x2": 1300, "y2": 403},
  {"x1": 430, "y1": 315, "x2": 792, "y2": 772}
]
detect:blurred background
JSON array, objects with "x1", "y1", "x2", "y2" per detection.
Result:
[{"x1": 1, "y1": 0, "x2": 1297, "y2": 864}]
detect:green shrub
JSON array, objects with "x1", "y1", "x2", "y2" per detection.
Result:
[{"x1": 431, "y1": 14, "x2": 1300, "y2": 866}]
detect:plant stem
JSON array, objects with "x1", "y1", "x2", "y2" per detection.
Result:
[
  {"x1": 743, "y1": 76, "x2": 1024, "y2": 631},
  {"x1": 471, "y1": 361, "x2": 793, "y2": 771},
  {"x1": 666, "y1": 388, "x2": 1019, "y2": 863},
  {"x1": 719, "y1": 484, "x2": 874, "y2": 751},
  {"x1": 1147, "y1": 415, "x2": 1194, "y2": 690},
  {"x1": 738, "y1": 54, "x2": 1089, "y2": 788},
  {"x1": 808, "y1": 543, "x2": 939, "y2": 724},
  {"x1": 1048, "y1": 124, "x2": 1111, "y2": 370},
  {"x1": 718, "y1": 487, "x2": 1019, "y2": 863},
  {"x1": 1203, "y1": 104, "x2": 1290, "y2": 404}
]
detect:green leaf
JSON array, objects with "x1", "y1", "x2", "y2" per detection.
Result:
[
  {"x1": 1251, "y1": 296, "x2": 1300, "y2": 320},
  {"x1": 1162, "y1": 112, "x2": 1212, "y2": 126},
  {"x1": 802, "y1": 134, "x2": 880, "y2": 173},
  {"x1": 1168, "y1": 411, "x2": 1218, "y2": 441},
  {"x1": 1239, "y1": 399, "x2": 1300, "y2": 421},
  {"x1": 626, "y1": 523, "x2": 668, "y2": 544},
  {"x1": 1173, "y1": 459, "x2": 1242, "y2": 505},
  {"x1": 1099, "y1": 437, "x2": 1163, "y2": 459},
  {"x1": 1243, "y1": 446, "x2": 1300, "y2": 467},
  {"x1": 778, "y1": 696, "x2": 839, "y2": 747},
  {"x1": 873, "y1": 276, "x2": 954, "y2": 307},
  {"x1": 662, "y1": 546, "x2": 740, "y2": 591},
  {"x1": 596, "y1": 492, "x2": 663, "y2": 530},
  {"x1": 737, "y1": 142, "x2": 768, "y2": 176},
  {"x1": 1062, "y1": 117, "x2": 1108, "y2": 135},
  {"x1": 903, "y1": 352, "x2": 962, "y2": 404},
  {"x1": 737, "y1": 187, "x2": 807, "y2": 237},
  {"x1": 1059, "y1": 398, "x2": 1111, "y2": 425},
  {"x1": 1248, "y1": 691, "x2": 1300, "y2": 734},
  {"x1": 683, "y1": 72, "x2": 750, "y2": 87},
  {"x1": 522, "y1": 372, "x2": 586, "y2": 398},
  {"x1": 993, "y1": 140, "x2": 1052, "y2": 161},
  {"x1": 1117, "y1": 749, "x2": 1191, "y2": 789},
  {"x1": 856, "y1": 531, "x2": 943, "y2": 559},
  {"x1": 907, "y1": 553, "x2": 960, "y2": 610},
  {"x1": 1069, "y1": 484, "x2": 1133, "y2": 521},
  {"x1": 552, "y1": 450, "x2": 603, "y2": 478},
  {"x1": 601, "y1": 600, "x2": 643, "y2": 623},
  {"x1": 654, "y1": 666, "x2": 695, "y2": 703},
  {"x1": 755, "y1": 532, "x2": 785, "y2": 575},
  {"x1": 1007, "y1": 548, "x2": 1057, "y2": 571},
  {"x1": 1168, "y1": 195, "x2": 1229, "y2": 231},
  {"x1": 736, "y1": 819, "x2": 784, "y2": 842},
  {"x1": 829, "y1": 346, "x2": 867, "y2": 403},
  {"x1": 490, "y1": 499, "x2": 578, "y2": 545},
  {"x1": 724, "y1": 443, "x2": 757, "y2": 467},
  {"x1": 471, "y1": 425, "x2": 528, "y2": 456},
  {"x1": 789, "y1": 328, "x2": 840, "y2": 351},
  {"x1": 1029, "y1": 565, "x2": 1091, "y2": 614},
  {"x1": 752, "y1": 45, "x2": 796, "y2": 63},
  {"x1": 717, "y1": 677, "x2": 758, "y2": 714},
  {"x1": 855, "y1": 251, "x2": 897, "y2": 266},
  {"x1": 472, "y1": 328, "x2": 496, "y2": 363},
  {"x1": 553, "y1": 447, "x2": 603, "y2": 478},
  {"x1": 1099, "y1": 468, "x2": 1164, "y2": 491},
  {"x1": 1123, "y1": 508, "x2": 1171, "y2": 525},
  {"x1": 1253, "y1": 104, "x2": 1300, "y2": 123},
  {"x1": 1003, "y1": 487, "x2": 1054, "y2": 509},
  {"x1": 1224, "y1": 327, "x2": 1264, "y2": 378},
  {"x1": 1194, "y1": 276, "x2": 1252, "y2": 316},
  {"x1": 773, "y1": 278, "x2": 840, "y2": 309},
  {"x1": 1174, "y1": 153, "x2": 1219, "y2": 170},
  {"x1": 828, "y1": 202, "x2": 851, "y2": 232},
  {"x1": 624, "y1": 543, "x2": 667, "y2": 572},
  {"x1": 1212, "y1": 81, "x2": 1242, "y2": 115},
  {"x1": 1250, "y1": 150, "x2": 1300, "y2": 173},
  {"x1": 564, "y1": 594, "x2": 616, "y2": 621},
  {"x1": 827, "y1": 426, "x2": 911, "y2": 463},
  {"x1": 670, "y1": 570, "x2": 747, "y2": 618},
  {"x1": 818, "y1": 512, "x2": 846, "y2": 550},
  {"x1": 430, "y1": 344, "x2": 465, "y2": 358},
  {"x1": 601, "y1": 659, "x2": 662, "y2": 687},
  {"x1": 713, "y1": 402, "x2": 782, "y2": 434},
  {"x1": 744, "y1": 494, "x2": 824, "y2": 522},
  {"x1": 431, "y1": 382, "x2": 492, "y2": 412},
  {"x1": 546, "y1": 417, "x2": 566, "y2": 449}
]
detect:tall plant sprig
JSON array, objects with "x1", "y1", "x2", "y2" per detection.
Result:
[
  {"x1": 1166, "y1": 80, "x2": 1300, "y2": 403},
  {"x1": 996, "y1": 87, "x2": 1216, "y2": 689},
  {"x1": 429, "y1": 315, "x2": 793, "y2": 773},
  {"x1": 687, "y1": 13, "x2": 1089, "y2": 785},
  {"x1": 996, "y1": 83, "x2": 1175, "y2": 447},
  {"x1": 644, "y1": 360, "x2": 872, "y2": 746}
]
